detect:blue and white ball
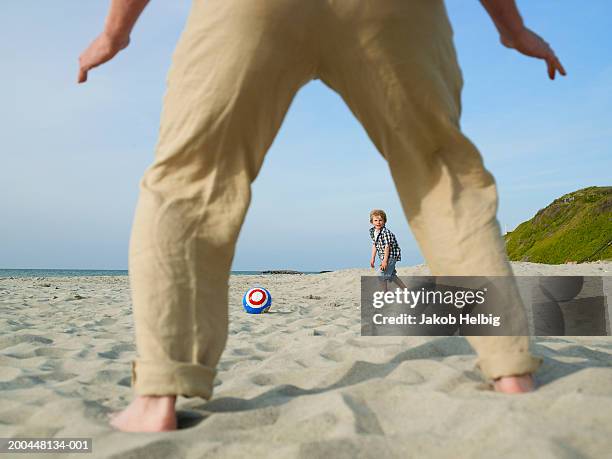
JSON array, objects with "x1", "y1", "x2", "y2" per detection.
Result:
[{"x1": 242, "y1": 287, "x2": 272, "y2": 314}]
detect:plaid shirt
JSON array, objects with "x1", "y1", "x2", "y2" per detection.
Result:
[{"x1": 370, "y1": 226, "x2": 401, "y2": 261}]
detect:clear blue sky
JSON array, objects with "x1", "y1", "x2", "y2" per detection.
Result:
[{"x1": 1, "y1": 1, "x2": 610, "y2": 271}]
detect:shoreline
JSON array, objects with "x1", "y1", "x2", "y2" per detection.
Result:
[{"x1": 1, "y1": 260, "x2": 610, "y2": 278}]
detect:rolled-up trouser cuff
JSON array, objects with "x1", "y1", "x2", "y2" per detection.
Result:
[
  {"x1": 476, "y1": 352, "x2": 543, "y2": 380},
  {"x1": 131, "y1": 359, "x2": 216, "y2": 399}
]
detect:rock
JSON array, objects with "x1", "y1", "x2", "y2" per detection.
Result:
[{"x1": 261, "y1": 270, "x2": 302, "y2": 275}]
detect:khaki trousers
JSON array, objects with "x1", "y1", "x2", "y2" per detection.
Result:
[{"x1": 129, "y1": 0, "x2": 542, "y2": 397}]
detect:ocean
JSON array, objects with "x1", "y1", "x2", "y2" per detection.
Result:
[{"x1": 0, "y1": 269, "x2": 320, "y2": 278}]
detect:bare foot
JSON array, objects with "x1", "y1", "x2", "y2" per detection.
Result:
[
  {"x1": 493, "y1": 374, "x2": 535, "y2": 394},
  {"x1": 109, "y1": 395, "x2": 177, "y2": 432}
]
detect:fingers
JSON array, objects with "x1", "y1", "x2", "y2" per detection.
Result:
[
  {"x1": 544, "y1": 40, "x2": 566, "y2": 80},
  {"x1": 78, "y1": 67, "x2": 88, "y2": 84},
  {"x1": 76, "y1": 34, "x2": 114, "y2": 85},
  {"x1": 545, "y1": 54, "x2": 567, "y2": 80},
  {"x1": 546, "y1": 58, "x2": 555, "y2": 80},
  {"x1": 78, "y1": 52, "x2": 90, "y2": 84},
  {"x1": 541, "y1": 41, "x2": 566, "y2": 80},
  {"x1": 555, "y1": 56, "x2": 567, "y2": 76}
]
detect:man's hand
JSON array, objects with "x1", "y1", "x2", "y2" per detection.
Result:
[
  {"x1": 479, "y1": 0, "x2": 566, "y2": 80},
  {"x1": 501, "y1": 27, "x2": 566, "y2": 80},
  {"x1": 370, "y1": 258, "x2": 375, "y2": 269},
  {"x1": 77, "y1": 0, "x2": 150, "y2": 84},
  {"x1": 381, "y1": 260, "x2": 388, "y2": 272},
  {"x1": 78, "y1": 32, "x2": 129, "y2": 83}
]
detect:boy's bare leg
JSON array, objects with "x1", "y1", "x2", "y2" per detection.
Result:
[{"x1": 391, "y1": 275, "x2": 407, "y2": 290}]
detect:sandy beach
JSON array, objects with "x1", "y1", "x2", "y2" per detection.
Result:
[{"x1": 1, "y1": 262, "x2": 611, "y2": 458}]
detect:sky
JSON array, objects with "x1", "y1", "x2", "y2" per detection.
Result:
[{"x1": 0, "y1": 1, "x2": 610, "y2": 271}]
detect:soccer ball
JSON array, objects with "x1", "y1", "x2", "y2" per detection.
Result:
[{"x1": 242, "y1": 287, "x2": 272, "y2": 314}]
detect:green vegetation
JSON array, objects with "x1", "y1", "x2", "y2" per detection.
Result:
[{"x1": 504, "y1": 186, "x2": 612, "y2": 264}]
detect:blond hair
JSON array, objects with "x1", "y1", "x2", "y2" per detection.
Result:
[{"x1": 369, "y1": 209, "x2": 387, "y2": 224}]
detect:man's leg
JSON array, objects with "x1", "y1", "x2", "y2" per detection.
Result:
[
  {"x1": 112, "y1": 0, "x2": 318, "y2": 431},
  {"x1": 318, "y1": 0, "x2": 541, "y2": 390}
]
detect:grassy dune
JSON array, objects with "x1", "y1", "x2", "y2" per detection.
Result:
[{"x1": 505, "y1": 186, "x2": 612, "y2": 263}]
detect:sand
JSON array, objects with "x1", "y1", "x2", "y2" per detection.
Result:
[{"x1": 0, "y1": 262, "x2": 611, "y2": 458}]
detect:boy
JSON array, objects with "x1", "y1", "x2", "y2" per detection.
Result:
[{"x1": 369, "y1": 209, "x2": 406, "y2": 291}]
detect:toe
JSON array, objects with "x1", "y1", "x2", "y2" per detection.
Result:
[{"x1": 493, "y1": 374, "x2": 535, "y2": 393}]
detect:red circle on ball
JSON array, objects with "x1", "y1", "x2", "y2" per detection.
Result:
[{"x1": 248, "y1": 288, "x2": 266, "y2": 306}]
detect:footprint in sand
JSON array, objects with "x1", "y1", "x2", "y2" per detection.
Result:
[
  {"x1": 97, "y1": 343, "x2": 135, "y2": 360},
  {"x1": 0, "y1": 334, "x2": 53, "y2": 350}
]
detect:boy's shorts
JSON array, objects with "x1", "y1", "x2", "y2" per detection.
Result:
[{"x1": 378, "y1": 257, "x2": 398, "y2": 281}]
